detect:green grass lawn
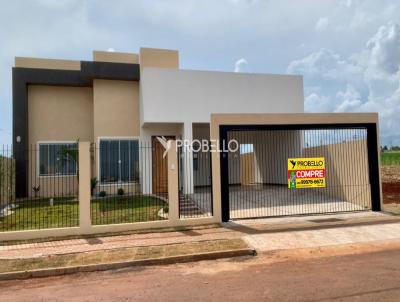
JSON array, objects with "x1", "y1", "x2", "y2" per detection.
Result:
[
  {"x1": 91, "y1": 195, "x2": 167, "y2": 225},
  {"x1": 0, "y1": 198, "x2": 79, "y2": 232},
  {"x1": 0, "y1": 195, "x2": 167, "y2": 232},
  {"x1": 381, "y1": 151, "x2": 400, "y2": 166}
]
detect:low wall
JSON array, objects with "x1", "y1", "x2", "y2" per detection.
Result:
[{"x1": 0, "y1": 142, "x2": 218, "y2": 242}]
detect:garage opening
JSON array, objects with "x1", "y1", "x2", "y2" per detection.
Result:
[{"x1": 219, "y1": 124, "x2": 381, "y2": 221}]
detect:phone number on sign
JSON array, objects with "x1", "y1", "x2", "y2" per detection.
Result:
[{"x1": 299, "y1": 179, "x2": 324, "y2": 185}]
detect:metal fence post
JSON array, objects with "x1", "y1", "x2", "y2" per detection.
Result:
[
  {"x1": 167, "y1": 140, "x2": 179, "y2": 222},
  {"x1": 79, "y1": 142, "x2": 91, "y2": 231}
]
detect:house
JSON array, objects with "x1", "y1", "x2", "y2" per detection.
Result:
[
  {"x1": 12, "y1": 48, "x2": 304, "y2": 200},
  {"x1": 5, "y1": 46, "x2": 382, "y2": 239}
]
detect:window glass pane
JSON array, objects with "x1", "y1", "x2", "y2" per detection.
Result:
[
  {"x1": 130, "y1": 140, "x2": 139, "y2": 182},
  {"x1": 67, "y1": 144, "x2": 78, "y2": 174},
  {"x1": 99, "y1": 139, "x2": 139, "y2": 183},
  {"x1": 120, "y1": 141, "x2": 129, "y2": 182},
  {"x1": 39, "y1": 143, "x2": 77, "y2": 176},
  {"x1": 100, "y1": 140, "x2": 119, "y2": 183},
  {"x1": 48, "y1": 144, "x2": 56, "y2": 175},
  {"x1": 100, "y1": 140, "x2": 109, "y2": 182},
  {"x1": 54, "y1": 144, "x2": 64, "y2": 174},
  {"x1": 39, "y1": 144, "x2": 48, "y2": 175}
]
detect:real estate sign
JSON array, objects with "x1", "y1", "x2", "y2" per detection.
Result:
[{"x1": 288, "y1": 157, "x2": 325, "y2": 189}]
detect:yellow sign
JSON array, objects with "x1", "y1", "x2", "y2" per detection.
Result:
[{"x1": 288, "y1": 157, "x2": 326, "y2": 189}]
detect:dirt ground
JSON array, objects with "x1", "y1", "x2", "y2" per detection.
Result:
[
  {"x1": 381, "y1": 166, "x2": 400, "y2": 204},
  {"x1": 1, "y1": 242, "x2": 400, "y2": 302}
]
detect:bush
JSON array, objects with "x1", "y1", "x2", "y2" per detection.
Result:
[
  {"x1": 163, "y1": 204, "x2": 169, "y2": 214},
  {"x1": 91, "y1": 177, "x2": 98, "y2": 196},
  {"x1": 99, "y1": 191, "x2": 107, "y2": 198},
  {"x1": 117, "y1": 188, "x2": 124, "y2": 196}
]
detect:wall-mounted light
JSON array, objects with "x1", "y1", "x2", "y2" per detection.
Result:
[{"x1": 16, "y1": 136, "x2": 21, "y2": 143}]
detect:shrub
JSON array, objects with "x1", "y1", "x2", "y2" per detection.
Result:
[
  {"x1": 91, "y1": 177, "x2": 98, "y2": 196},
  {"x1": 99, "y1": 191, "x2": 107, "y2": 198},
  {"x1": 117, "y1": 188, "x2": 124, "y2": 196},
  {"x1": 163, "y1": 204, "x2": 169, "y2": 214}
]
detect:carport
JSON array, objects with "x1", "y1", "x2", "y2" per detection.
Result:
[{"x1": 210, "y1": 113, "x2": 381, "y2": 222}]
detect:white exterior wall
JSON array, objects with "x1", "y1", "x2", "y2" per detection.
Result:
[
  {"x1": 140, "y1": 68, "x2": 304, "y2": 125},
  {"x1": 193, "y1": 124, "x2": 211, "y2": 187},
  {"x1": 139, "y1": 68, "x2": 305, "y2": 192}
]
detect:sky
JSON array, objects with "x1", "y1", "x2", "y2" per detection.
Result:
[{"x1": 0, "y1": 0, "x2": 399, "y2": 146}]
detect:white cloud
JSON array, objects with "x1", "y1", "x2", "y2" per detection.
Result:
[
  {"x1": 315, "y1": 17, "x2": 329, "y2": 32},
  {"x1": 366, "y1": 23, "x2": 400, "y2": 76},
  {"x1": 288, "y1": 22, "x2": 400, "y2": 145},
  {"x1": 0, "y1": 1, "x2": 399, "y2": 145},
  {"x1": 304, "y1": 93, "x2": 332, "y2": 112},
  {"x1": 234, "y1": 58, "x2": 248, "y2": 72},
  {"x1": 335, "y1": 85, "x2": 363, "y2": 112}
]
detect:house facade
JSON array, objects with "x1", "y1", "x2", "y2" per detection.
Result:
[
  {"x1": 5, "y1": 47, "x2": 382, "y2": 240},
  {"x1": 12, "y1": 48, "x2": 304, "y2": 198}
]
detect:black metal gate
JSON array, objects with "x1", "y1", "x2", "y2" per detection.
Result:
[{"x1": 220, "y1": 124, "x2": 381, "y2": 221}]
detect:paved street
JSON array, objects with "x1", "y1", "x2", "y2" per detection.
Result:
[
  {"x1": 1, "y1": 242, "x2": 400, "y2": 302},
  {"x1": 1, "y1": 212, "x2": 400, "y2": 301}
]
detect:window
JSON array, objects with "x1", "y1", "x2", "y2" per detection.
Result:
[
  {"x1": 39, "y1": 142, "x2": 78, "y2": 176},
  {"x1": 99, "y1": 139, "x2": 139, "y2": 183}
]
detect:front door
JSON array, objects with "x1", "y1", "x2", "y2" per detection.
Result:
[{"x1": 152, "y1": 136, "x2": 175, "y2": 194}]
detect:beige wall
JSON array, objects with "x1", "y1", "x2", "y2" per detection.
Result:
[
  {"x1": 304, "y1": 140, "x2": 371, "y2": 208},
  {"x1": 139, "y1": 47, "x2": 179, "y2": 71},
  {"x1": 93, "y1": 80, "x2": 140, "y2": 186},
  {"x1": 94, "y1": 183, "x2": 141, "y2": 196},
  {"x1": 28, "y1": 86, "x2": 94, "y2": 143},
  {"x1": 15, "y1": 57, "x2": 81, "y2": 70},
  {"x1": 93, "y1": 51, "x2": 139, "y2": 64},
  {"x1": 93, "y1": 79, "x2": 140, "y2": 139},
  {"x1": 27, "y1": 85, "x2": 93, "y2": 197},
  {"x1": 240, "y1": 153, "x2": 255, "y2": 185}
]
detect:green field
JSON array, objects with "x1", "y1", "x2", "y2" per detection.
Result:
[
  {"x1": 381, "y1": 151, "x2": 400, "y2": 166},
  {"x1": 0, "y1": 196, "x2": 167, "y2": 232}
]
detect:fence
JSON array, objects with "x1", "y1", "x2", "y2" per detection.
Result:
[
  {"x1": 90, "y1": 141, "x2": 168, "y2": 225},
  {"x1": 178, "y1": 145, "x2": 213, "y2": 218},
  {"x1": 0, "y1": 141, "x2": 216, "y2": 238},
  {"x1": 0, "y1": 144, "x2": 79, "y2": 232},
  {"x1": 224, "y1": 128, "x2": 372, "y2": 219}
]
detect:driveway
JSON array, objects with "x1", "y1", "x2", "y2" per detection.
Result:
[{"x1": 190, "y1": 184, "x2": 371, "y2": 219}]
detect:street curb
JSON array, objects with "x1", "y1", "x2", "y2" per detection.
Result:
[{"x1": 0, "y1": 248, "x2": 256, "y2": 281}]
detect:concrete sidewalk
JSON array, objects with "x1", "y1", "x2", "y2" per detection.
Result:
[
  {"x1": 0, "y1": 227, "x2": 240, "y2": 260},
  {"x1": 1, "y1": 211, "x2": 399, "y2": 260}
]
